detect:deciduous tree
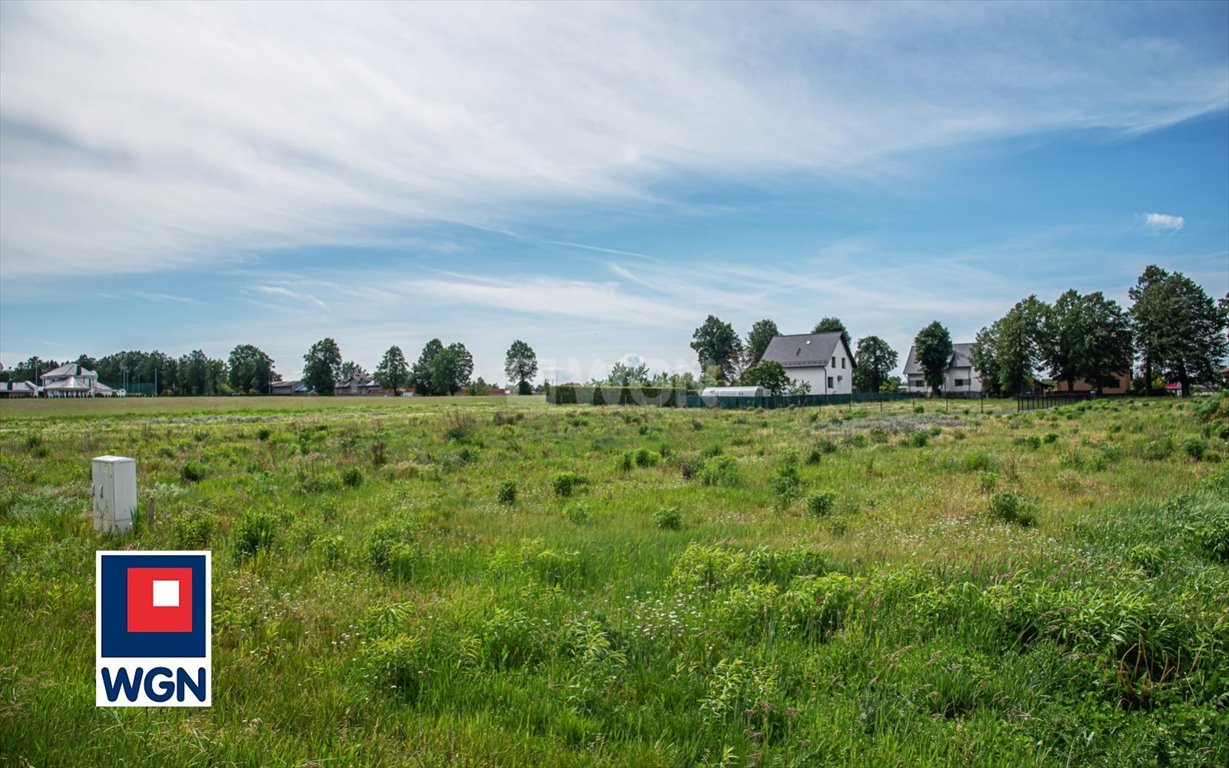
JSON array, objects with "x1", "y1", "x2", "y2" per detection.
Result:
[
  {"x1": 375, "y1": 346, "x2": 409, "y2": 395},
  {"x1": 504, "y1": 340, "x2": 539, "y2": 395},
  {"x1": 852, "y1": 336, "x2": 897, "y2": 393},
  {"x1": 691, "y1": 315, "x2": 742, "y2": 383},
  {"x1": 227, "y1": 344, "x2": 278, "y2": 395},
  {"x1": 303, "y1": 338, "x2": 342, "y2": 396},
  {"x1": 914, "y1": 322, "x2": 952, "y2": 397},
  {"x1": 745, "y1": 319, "x2": 780, "y2": 366},
  {"x1": 812, "y1": 317, "x2": 851, "y2": 348}
]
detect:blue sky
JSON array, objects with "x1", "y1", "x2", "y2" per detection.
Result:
[{"x1": 1, "y1": 1, "x2": 1226, "y2": 384}]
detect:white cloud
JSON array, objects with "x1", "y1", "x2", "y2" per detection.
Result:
[
  {"x1": 1, "y1": 2, "x2": 1225, "y2": 279},
  {"x1": 1144, "y1": 212, "x2": 1185, "y2": 231}
]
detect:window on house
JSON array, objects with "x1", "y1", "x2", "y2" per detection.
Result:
[
  {"x1": 831, "y1": 356, "x2": 836, "y2": 367},
  {"x1": 954, "y1": 379, "x2": 965, "y2": 387},
  {"x1": 841, "y1": 358, "x2": 846, "y2": 369},
  {"x1": 827, "y1": 377, "x2": 834, "y2": 389}
]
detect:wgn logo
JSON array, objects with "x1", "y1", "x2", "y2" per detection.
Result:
[{"x1": 96, "y1": 551, "x2": 211, "y2": 707}]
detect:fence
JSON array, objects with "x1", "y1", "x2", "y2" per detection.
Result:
[
  {"x1": 680, "y1": 391, "x2": 926, "y2": 409},
  {"x1": 1016, "y1": 392, "x2": 1093, "y2": 412}
]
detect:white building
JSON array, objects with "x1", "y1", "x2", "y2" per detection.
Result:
[
  {"x1": 38, "y1": 363, "x2": 117, "y2": 397},
  {"x1": 759, "y1": 332, "x2": 855, "y2": 395},
  {"x1": 902, "y1": 343, "x2": 981, "y2": 394}
]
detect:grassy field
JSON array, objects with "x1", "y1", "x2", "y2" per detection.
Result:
[{"x1": 1, "y1": 394, "x2": 1227, "y2": 766}]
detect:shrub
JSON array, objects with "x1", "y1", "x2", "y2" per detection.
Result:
[
  {"x1": 908, "y1": 432, "x2": 929, "y2": 448},
  {"x1": 616, "y1": 451, "x2": 634, "y2": 472},
  {"x1": 497, "y1": 480, "x2": 517, "y2": 506},
  {"x1": 778, "y1": 573, "x2": 859, "y2": 640},
  {"x1": 698, "y1": 456, "x2": 740, "y2": 487},
  {"x1": 914, "y1": 405, "x2": 925, "y2": 414},
  {"x1": 234, "y1": 509, "x2": 280, "y2": 559},
  {"x1": 678, "y1": 454, "x2": 706, "y2": 481},
  {"x1": 805, "y1": 489, "x2": 837, "y2": 518},
  {"x1": 367, "y1": 522, "x2": 421, "y2": 578},
  {"x1": 341, "y1": 467, "x2": 364, "y2": 488},
  {"x1": 771, "y1": 461, "x2": 802, "y2": 510},
  {"x1": 1044, "y1": 432, "x2": 1059, "y2": 444},
  {"x1": 481, "y1": 608, "x2": 543, "y2": 670},
  {"x1": 256, "y1": 427, "x2": 272, "y2": 441},
  {"x1": 362, "y1": 634, "x2": 427, "y2": 702},
  {"x1": 960, "y1": 451, "x2": 998, "y2": 473},
  {"x1": 1125, "y1": 544, "x2": 1166, "y2": 576},
  {"x1": 1184, "y1": 438, "x2": 1207, "y2": 461},
  {"x1": 653, "y1": 506, "x2": 682, "y2": 530},
  {"x1": 170, "y1": 510, "x2": 214, "y2": 549},
  {"x1": 988, "y1": 491, "x2": 1036, "y2": 527},
  {"x1": 446, "y1": 410, "x2": 479, "y2": 441},
  {"x1": 977, "y1": 471, "x2": 998, "y2": 493},
  {"x1": 634, "y1": 447, "x2": 660, "y2": 467},
  {"x1": 370, "y1": 441, "x2": 388, "y2": 467},
  {"x1": 553, "y1": 471, "x2": 582, "y2": 497},
  {"x1": 180, "y1": 461, "x2": 206, "y2": 483},
  {"x1": 563, "y1": 504, "x2": 590, "y2": 524},
  {"x1": 701, "y1": 444, "x2": 724, "y2": 458},
  {"x1": 1139, "y1": 437, "x2": 1174, "y2": 461}
]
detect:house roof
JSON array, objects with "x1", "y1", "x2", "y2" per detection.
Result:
[
  {"x1": 0, "y1": 381, "x2": 39, "y2": 394},
  {"x1": 903, "y1": 343, "x2": 974, "y2": 375},
  {"x1": 760, "y1": 332, "x2": 850, "y2": 369},
  {"x1": 42, "y1": 376, "x2": 97, "y2": 391},
  {"x1": 40, "y1": 363, "x2": 98, "y2": 382}
]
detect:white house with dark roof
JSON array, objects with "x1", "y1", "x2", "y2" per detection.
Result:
[
  {"x1": 902, "y1": 343, "x2": 981, "y2": 394},
  {"x1": 759, "y1": 332, "x2": 855, "y2": 395}
]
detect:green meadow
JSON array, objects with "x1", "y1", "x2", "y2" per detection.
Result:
[{"x1": 1, "y1": 394, "x2": 1227, "y2": 766}]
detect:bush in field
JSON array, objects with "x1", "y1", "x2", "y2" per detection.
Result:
[
  {"x1": 370, "y1": 441, "x2": 388, "y2": 467},
  {"x1": 634, "y1": 447, "x2": 660, "y2": 467},
  {"x1": 256, "y1": 427, "x2": 272, "y2": 441},
  {"x1": 1139, "y1": 437, "x2": 1174, "y2": 461},
  {"x1": 1044, "y1": 432, "x2": 1059, "y2": 444},
  {"x1": 367, "y1": 521, "x2": 422, "y2": 578},
  {"x1": 170, "y1": 510, "x2": 214, "y2": 549},
  {"x1": 771, "y1": 458, "x2": 803, "y2": 510},
  {"x1": 805, "y1": 489, "x2": 837, "y2": 518},
  {"x1": 908, "y1": 432, "x2": 929, "y2": 448},
  {"x1": 977, "y1": 471, "x2": 999, "y2": 493},
  {"x1": 698, "y1": 456, "x2": 740, "y2": 487},
  {"x1": 778, "y1": 573, "x2": 859, "y2": 640},
  {"x1": 497, "y1": 480, "x2": 517, "y2": 506},
  {"x1": 616, "y1": 451, "x2": 634, "y2": 472},
  {"x1": 1183, "y1": 438, "x2": 1207, "y2": 461},
  {"x1": 553, "y1": 471, "x2": 582, "y2": 497},
  {"x1": 181, "y1": 461, "x2": 206, "y2": 483},
  {"x1": 234, "y1": 509, "x2": 280, "y2": 559},
  {"x1": 960, "y1": 451, "x2": 998, "y2": 472},
  {"x1": 341, "y1": 466, "x2": 364, "y2": 488},
  {"x1": 496, "y1": 538, "x2": 586, "y2": 587},
  {"x1": 989, "y1": 491, "x2": 1036, "y2": 527},
  {"x1": 563, "y1": 503, "x2": 590, "y2": 524},
  {"x1": 678, "y1": 453, "x2": 706, "y2": 481},
  {"x1": 653, "y1": 506, "x2": 682, "y2": 530},
  {"x1": 362, "y1": 634, "x2": 427, "y2": 702},
  {"x1": 481, "y1": 607, "x2": 543, "y2": 670},
  {"x1": 701, "y1": 444, "x2": 724, "y2": 458}
]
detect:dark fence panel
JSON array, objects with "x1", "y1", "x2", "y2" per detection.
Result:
[{"x1": 1016, "y1": 393, "x2": 1094, "y2": 412}]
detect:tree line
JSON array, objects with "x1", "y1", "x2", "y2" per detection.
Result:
[
  {"x1": 687, "y1": 264, "x2": 1226, "y2": 398},
  {"x1": 1, "y1": 338, "x2": 542, "y2": 397},
  {"x1": 967, "y1": 265, "x2": 1227, "y2": 397}
]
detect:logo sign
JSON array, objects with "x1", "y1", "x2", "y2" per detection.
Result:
[{"x1": 96, "y1": 551, "x2": 211, "y2": 707}]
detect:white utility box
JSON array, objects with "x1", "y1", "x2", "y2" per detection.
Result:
[{"x1": 92, "y1": 456, "x2": 137, "y2": 534}]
